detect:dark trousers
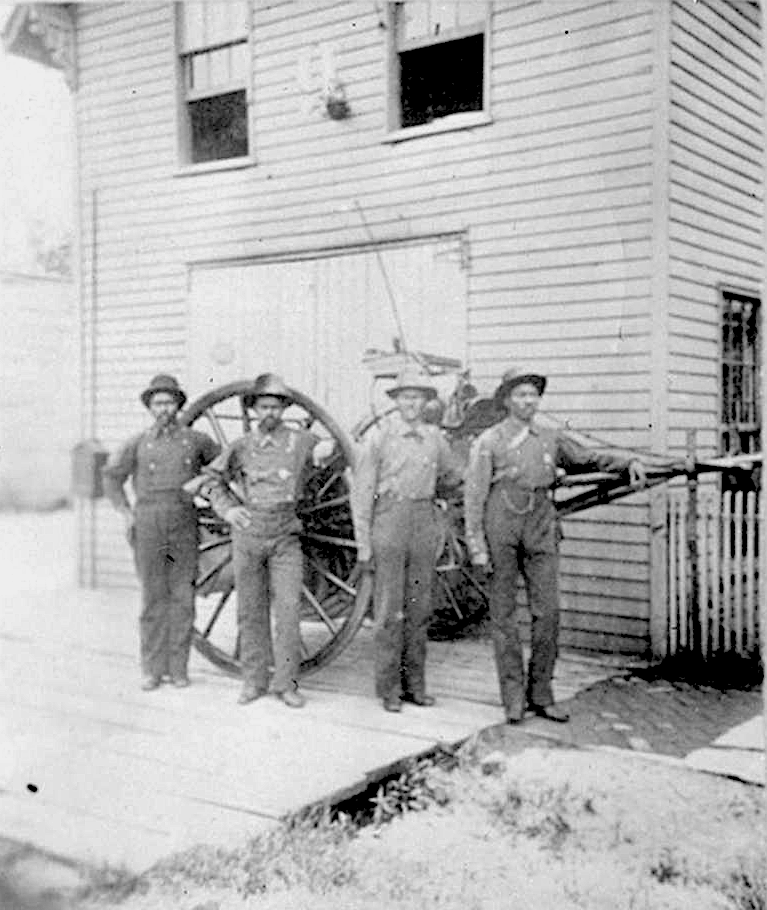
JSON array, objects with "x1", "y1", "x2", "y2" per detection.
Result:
[
  {"x1": 372, "y1": 497, "x2": 439, "y2": 700},
  {"x1": 232, "y1": 510, "x2": 303, "y2": 693},
  {"x1": 133, "y1": 499, "x2": 198, "y2": 680},
  {"x1": 485, "y1": 481, "x2": 560, "y2": 716}
]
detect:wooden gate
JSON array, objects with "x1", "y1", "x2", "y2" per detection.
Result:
[{"x1": 653, "y1": 488, "x2": 761, "y2": 658}]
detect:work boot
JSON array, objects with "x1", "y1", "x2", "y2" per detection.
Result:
[
  {"x1": 401, "y1": 692, "x2": 436, "y2": 707},
  {"x1": 279, "y1": 689, "x2": 306, "y2": 709},
  {"x1": 141, "y1": 676, "x2": 161, "y2": 691},
  {"x1": 528, "y1": 702, "x2": 570, "y2": 723},
  {"x1": 383, "y1": 695, "x2": 402, "y2": 713},
  {"x1": 238, "y1": 682, "x2": 266, "y2": 705}
]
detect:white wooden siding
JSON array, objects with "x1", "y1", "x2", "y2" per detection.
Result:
[
  {"x1": 667, "y1": 0, "x2": 764, "y2": 459},
  {"x1": 76, "y1": 1, "x2": 667, "y2": 653}
]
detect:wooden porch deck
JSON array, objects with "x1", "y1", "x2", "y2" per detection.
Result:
[{"x1": 0, "y1": 512, "x2": 631, "y2": 872}]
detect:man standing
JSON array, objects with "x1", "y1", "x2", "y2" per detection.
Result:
[
  {"x1": 464, "y1": 368, "x2": 646, "y2": 724},
  {"x1": 353, "y1": 364, "x2": 461, "y2": 713},
  {"x1": 204, "y1": 374, "x2": 315, "y2": 708},
  {"x1": 103, "y1": 374, "x2": 220, "y2": 690}
]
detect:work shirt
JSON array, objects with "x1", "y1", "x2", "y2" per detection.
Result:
[
  {"x1": 464, "y1": 419, "x2": 633, "y2": 561},
  {"x1": 102, "y1": 422, "x2": 220, "y2": 509},
  {"x1": 352, "y1": 412, "x2": 461, "y2": 562},
  {"x1": 204, "y1": 422, "x2": 316, "y2": 517}
]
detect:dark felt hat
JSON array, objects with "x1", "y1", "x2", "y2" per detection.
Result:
[
  {"x1": 494, "y1": 368, "x2": 547, "y2": 406},
  {"x1": 250, "y1": 373, "x2": 294, "y2": 405},
  {"x1": 140, "y1": 374, "x2": 187, "y2": 409}
]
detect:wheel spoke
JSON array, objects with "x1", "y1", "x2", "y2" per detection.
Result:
[
  {"x1": 301, "y1": 532, "x2": 357, "y2": 549},
  {"x1": 301, "y1": 585, "x2": 338, "y2": 634},
  {"x1": 437, "y1": 574, "x2": 465, "y2": 620},
  {"x1": 202, "y1": 587, "x2": 233, "y2": 638},
  {"x1": 459, "y1": 566, "x2": 489, "y2": 602},
  {"x1": 204, "y1": 408, "x2": 228, "y2": 447},
  {"x1": 300, "y1": 493, "x2": 349, "y2": 515},
  {"x1": 199, "y1": 536, "x2": 231, "y2": 554},
  {"x1": 195, "y1": 553, "x2": 232, "y2": 590},
  {"x1": 315, "y1": 468, "x2": 344, "y2": 501},
  {"x1": 309, "y1": 558, "x2": 356, "y2": 596},
  {"x1": 240, "y1": 396, "x2": 252, "y2": 434}
]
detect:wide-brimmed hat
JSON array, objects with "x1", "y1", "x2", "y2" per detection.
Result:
[
  {"x1": 386, "y1": 364, "x2": 438, "y2": 400},
  {"x1": 140, "y1": 374, "x2": 187, "y2": 409},
  {"x1": 249, "y1": 372, "x2": 294, "y2": 405},
  {"x1": 494, "y1": 368, "x2": 547, "y2": 406}
]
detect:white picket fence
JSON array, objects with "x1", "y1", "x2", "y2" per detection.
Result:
[{"x1": 662, "y1": 489, "x2": 760, "y2": 657}]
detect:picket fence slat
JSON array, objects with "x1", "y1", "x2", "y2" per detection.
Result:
[{"x1": 663, "y1": 487, "x2": 759, "y2": 659}]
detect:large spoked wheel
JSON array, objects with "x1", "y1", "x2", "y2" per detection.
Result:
[{"x1": 182, "y1": 381, "x2": 372, "y2": 677}]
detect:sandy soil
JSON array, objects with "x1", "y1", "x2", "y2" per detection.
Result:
[{"x1": 65, "y1": 742, "x2": 764, "y2": 910}]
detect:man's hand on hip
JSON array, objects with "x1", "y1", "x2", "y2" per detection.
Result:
[
  {"x1": 225, "y1": 506, "x2": 252, "y2": 531},
  {"x1": 628, "y1": 458, "x2": 647, "y2": 489}
]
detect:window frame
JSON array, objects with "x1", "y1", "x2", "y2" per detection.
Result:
[
  {"x1": 718, "y1": 285, "x2": 761, "y2": 459},
  {"x1": 383, "y1": 1, "x2": 492, "y2": 143},
  {"x1": 173, "y1": 1, "x2": 255, "y2": 174}
]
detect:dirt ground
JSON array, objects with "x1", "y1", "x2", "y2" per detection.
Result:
[{"x1": 3, "y1": 674, "x2": 762, "y2": 910}]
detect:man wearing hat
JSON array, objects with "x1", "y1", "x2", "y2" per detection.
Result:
[
  {"x1": 204, "y1": 373, "x2": 316, "y2": 708},
  {"x1": 103, "y1": 374, "x2": 220, "y2": 690},
  {"x1": 464, "y1": 368, "x2": 646, "y2": 724},
  {"x1": 352, "y1": 364, "x2": 462, "y2": 712}
]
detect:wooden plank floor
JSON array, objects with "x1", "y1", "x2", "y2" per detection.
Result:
[{"x1": 0, "y1": 512, "x2": 633, "y2": 871}]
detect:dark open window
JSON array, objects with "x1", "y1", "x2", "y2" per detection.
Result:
[
  {"x1": 178, "y1": 2, "x2": 250, "y2": 165},
  {"x1": 389, "y1": 2, "x2": 489, "y2": 133},
  {"x1": 721, "y1": 290, "x2": 761, "y2": 458}
]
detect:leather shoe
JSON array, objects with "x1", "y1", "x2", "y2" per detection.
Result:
[
  {"x1": 141, "y1": 676, "x2": 161, "y2": 691},
  {"x1": 170, "y1": 676, "x2": 190, "y2": 688},
  {"x1": 401, "y1": 693, "x2": 436, "y2": 707},
  {"x1": 238, "y1": 683, "x2": 266, "y2": 705},
  {"x1": 528, "y1": 702, "x2": 570, "y2": 723},
  {"x1": 279, "y1": 689, "x2": 306, "y2": 709},
  {"x1": 383, "y1": 695, "x2": 402, "y2": 713}
]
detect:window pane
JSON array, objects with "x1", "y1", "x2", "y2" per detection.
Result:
[
  {"x1": 181, "y1": 1, "x2": 207, "y2": 52},
  {"x1": 398, "y1": 2, "x2": 429, "y2": 43},
  {"x1": 189, "y1": 52, "x2": 210, "y2": 92},
  {"x1": 208, "y1": 46, "x2": 229, "y2": 87},
  {"x1": 433, "y1": 2, "x2": 457, "y2": 35},
  {"x1": 188, "y1": 90, "x2": 248, "y2": 162},
  {"x1": 230, "y1": 41, "x2": 248, "y2": 80},
  {"x1": 207, "y1": 0, "x2": 248, "y2": 45},
  {"x1": 399, "y1": 34, "x2": 484, "y2": 127}
]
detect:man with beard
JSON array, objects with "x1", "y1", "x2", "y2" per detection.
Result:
[
  {"x1": 103, "y1": 374, "x2": 220, "y2": 690},
  {"x1": 352, "y1": 364, "x2": 462, "y2": 713},
  {"x1": 204, "y1": 374, "x2": 315, "y2": 708},
  {"x1": 464, "y1": 368, "x2": 646, "y2": 725}
]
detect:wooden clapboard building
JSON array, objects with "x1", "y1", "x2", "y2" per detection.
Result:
[{"x1": 5, "y1": 0, "x2": 763, "y2": 655}]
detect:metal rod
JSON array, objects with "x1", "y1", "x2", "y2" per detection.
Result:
[{"x1": 352, "y1": 199, "x2": 409, "y2": 350}]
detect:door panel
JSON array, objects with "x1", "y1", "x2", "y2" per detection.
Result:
[{"x1": 187, "y1": 238, "x2": 468, "y2": 431}]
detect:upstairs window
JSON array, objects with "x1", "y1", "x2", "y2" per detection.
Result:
[
  {"x1": 387, "y1": 1, "x2": 490, "y2": 136},
  {"x1": 720, "y1": 290, "x2": 761, "y2": 460},
  {"x1": 177, "y1": 1, "x2": 250, "y2": 165}
]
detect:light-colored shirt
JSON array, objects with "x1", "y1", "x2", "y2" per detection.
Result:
[
  {"x1": 102, "y1": 422, "x2": 220, "y2": 509},
  {"x1": 464, "y1": 419, "x2": 634, "y2": 560},
  {"x1": 352, "y1": 412, "x2": 461, "y2": 561},
  {"x1": 204, "y1": 422, "x2": 316, "y2": 515}
]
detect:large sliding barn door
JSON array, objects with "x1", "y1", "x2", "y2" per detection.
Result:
[{"x1": 187, "y1": 237, "x2": 467, "y2": 431}]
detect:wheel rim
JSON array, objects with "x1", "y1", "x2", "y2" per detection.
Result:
[{"x1": 181, "y1": 381, "x2": 371, "y2": 677}]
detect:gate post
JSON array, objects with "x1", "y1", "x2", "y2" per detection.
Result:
[
  {"x1": 686, "y1": 430, "x2": 701, "y2": 655},
  {"x1": 649, "y1": 486, "x2": 669, "y2": 659}
]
